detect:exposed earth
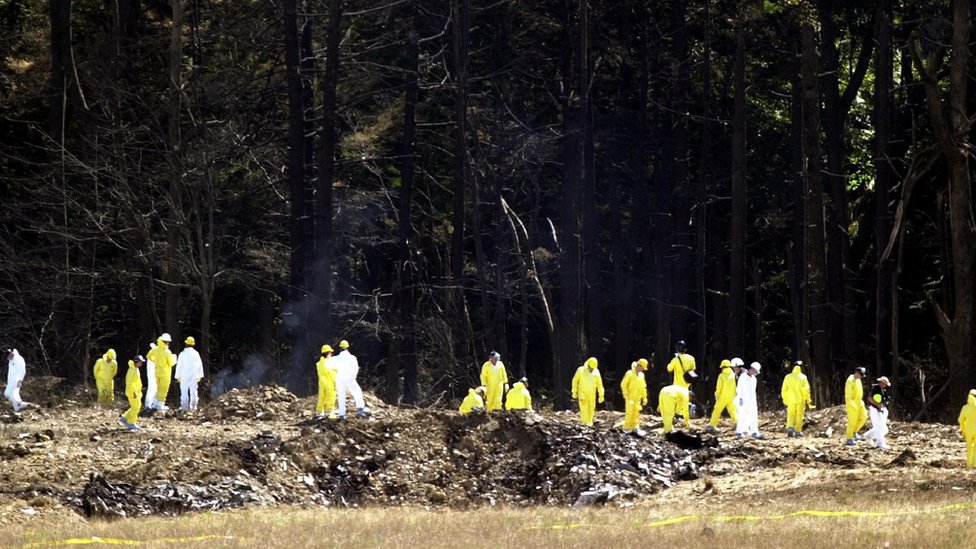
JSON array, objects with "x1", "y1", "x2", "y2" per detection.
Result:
[{"x1": 1, "y1": 377, "x2": 974, "y2": 528}]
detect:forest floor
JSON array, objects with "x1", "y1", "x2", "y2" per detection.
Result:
[{"x1": 0, "y1": 377, "x2": 973, "y2": 532}]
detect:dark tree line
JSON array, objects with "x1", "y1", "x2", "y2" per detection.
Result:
[{"x1": 0, "y1": 0, "x2": 973, "y2": 417}]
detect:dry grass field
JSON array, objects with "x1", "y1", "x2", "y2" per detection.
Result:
[{"x1": 3, "y1": 494, "x2": 974, "y2": 549}]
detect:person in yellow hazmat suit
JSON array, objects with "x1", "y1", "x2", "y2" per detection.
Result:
[
  {"x1": 459, "y1": 386, "x2": 486, "y2": 415},
  {"x1": 845, "y1": 366, "x2": 868, "y2": 445},
  {"x1": 781, "y1": 360, "x2": 813, "y2": 437},
  {"x1": 666, "y1": 340, "x2": 696, "y2": 389},
  {"x1": 505, "y1": 377, "x2": 532, "y2": 410},
  {"x1": 571, "y1": 357, "x2": 605, "y2": 426},
  {"x1": 92, "y1": 348, "x2": 119, "y2": 406},
  {"x1": 480, "y1": 351, "x2": 509, "y2": 412},
  {"x1": 118, "y1": 355, "x2": 145, "y2": 431},
  {"x1": 666, "y1": 340, "x2": 696, "y2": 423},
  {"x1": 707, "y1": 359, "x2": 738, "y2": 433},
  {"x1": 620, "y1": 358, "x2": 649, "y2": 431},
  {"x1": 959, "y1": 389, "x2": 976, "y2": 468},
  {"x1": 315, "y1": 345, "x2": 337, "y2": 419},
  {"x1": 658, "y1": 384, "x2": 690, "y2": 434},
  {"x1": 146, "y1": 333, "x2": 176, "y2": 410}
]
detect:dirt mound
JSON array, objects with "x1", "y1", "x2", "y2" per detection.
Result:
[
  {"x1": 206, "y1": 385, "x2": 301, "y2": 420},
  {"x1": 272, "y1": 410, "x2": 723, "y2": 508},
  {"x1": 69, "y1": 473, "x2": 276, "y2": 518},
  {"x1": 205, "y1": 385, "x2": 392, "y2": 421},
  {"x1": 1, "y1": 386, "x2": 974, "y2": 524},
  {"x1": 9, "y1": 376, "x2": 92, "y2": 408}
]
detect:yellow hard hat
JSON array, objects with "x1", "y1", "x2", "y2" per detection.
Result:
[
  {"x1": 339, "y1": 340, "x2": 350, "y2": 349},
  {"x1": 872, "y1": 393, "x2": 882, "y2": 404},
  {"x1": 585, "y1": 357, "x2": 598, "y2": 369},
  {"x1": 321, "y1": 344, "x2": 334, "y2": 354},
  {"x1": 106, "y1": 348, "x2": 117, "y2": 360},
  {"x1": 185, "y1": 336, "x2": 195, "y2": 346},
  {"x1": 637, "y1": 358, "x2": 649, "y2": 369},
  {"x1": 720, "y1": 359, "x2": 731, "y2": 368}
]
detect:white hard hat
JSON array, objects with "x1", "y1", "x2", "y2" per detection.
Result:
[
  {"x1": 749, "y1": 362, "x2": 761, "y2": 373},
  {"x1": 731, "y1": 357, "x2": 744, "y2": 367},
  {"x1": 160, "y1": 332, "x2": 172, "y2": 343}
]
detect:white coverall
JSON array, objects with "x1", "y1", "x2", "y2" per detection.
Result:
[
  {"x1": 175, "y1": 347, "x2": 204, "y2": 411},
  {"x1": 144, "y1": 343, "x2": 157, "y2": 409},
  {"x1": 735, "y1": 371, "x2": 759, "y2": 437},
  {"x1": 332, "y1": 349, "x2": 366, "y2": 417},
  {"x1": 5, "y1": 349, "x2": 26, "y2": 412},
  {"x1": 864, "y1": 406, "x2": 889, "y2": 449}
]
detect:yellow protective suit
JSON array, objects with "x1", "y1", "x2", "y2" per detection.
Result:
[
  {"x1": 147, "y1": 339, "x2": 176, "y2": 407},
  {"x1": 781, "y1": 365, "x2": 812, "y2": 434},
  {"x1": 459, "y1": 389, "x2": 485, "y2": 415},
  {"x1": 709, "y1": 361, "x2": 738, "y2": 428},
  {"x1": 658, "y1": 384, "x2": 690, "y2": 433},
  {"x1": 666, "y1": 352, "x2": 696, "y2": 389},
  {"x1": 316, "y1": 356, "x2": 337, "y2": 415},
  {"x1": 93, "y1": 353, "x2": 119, "y2": 405},
  {"x1": 620, "y1": 363, "x2": 648, "y2": 431},
  {"x1": 845, "y1": 374, "x2": 868, "y2": 441},
  {"x1": 123, "y1": 360, "x2": 143, "y2": 426},
  {"x1": 958, "y1": 390, "x2": 976, "y2": 468},
  {"x1": 505, "y1": 382, "x2": 532, "y2": 410},
  {"x1": 480, "y1": 360, "x2": 509, "y2": 412},
  {"x1": 571, "y1": 358, "x2": 605, "y2": 426}
]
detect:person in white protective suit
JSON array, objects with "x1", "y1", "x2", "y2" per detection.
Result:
[
  {"x1": 735, "y1": 361, "x2": 763, "y2": 439},
  {"x1": 175, "y1": 336, "x2": 205, "y2": 411},
  {"x1": 5, "y1": 349, "x2": 29, "y2": 412},
  {"x1": 332, "y1": 340, "x2": 368, "y2": 418},
  {"x1": 143, "y1": 341, "x2": 158, "y2": 410},
  {"x1": 863, "y1": 376, "x2": 892, "y2": 450}
]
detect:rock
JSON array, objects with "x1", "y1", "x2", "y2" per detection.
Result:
[
  {"x1": 889, "y1": 449, "x2": 916, "y2": 467},
  {"x1": 574, "y1": 487, "x2": 610, "y2": 506}
]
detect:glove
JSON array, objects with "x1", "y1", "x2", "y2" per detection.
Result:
[
  {"x1": 197, "y1": 378, "x2": 202, "y2": 382},
  {"x1": 572, "y1": 393, "x2": 577, "y2": 400},
  {"x1": 598, "y1": 397, "x2": 604, "y2": 404},
  {"x1": 641, "y1": 399, "x2": 648, "y2": 407},
  {"x1": 176, "y1": 378, "x2": 182, "y2": 383}
]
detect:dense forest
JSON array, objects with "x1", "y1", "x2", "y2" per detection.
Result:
[{"x1": 1, "y1": 0, "x2": 974, "y2": 417}]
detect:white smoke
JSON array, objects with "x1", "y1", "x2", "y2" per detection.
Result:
[{"x1": 209, "y1": 354, "x2": 272, "y2": 397}]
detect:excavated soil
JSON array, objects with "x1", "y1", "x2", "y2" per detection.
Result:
[{"x1": 1, "y1": 378, "x2": 974, "y2": 526}]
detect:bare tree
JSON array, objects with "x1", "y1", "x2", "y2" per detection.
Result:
[
  {"x1": 801, "y1": 22, "x2": 830, "y2": 401},
  {"x1": 911, "y1": 0, "x2": 976, "y2": 409},
  {"x1": 165, "y1": 0, "x2": 186, "y2": 339},
  {"x1": 728, "y1": 8, "x2": 748, "y2": 358}
]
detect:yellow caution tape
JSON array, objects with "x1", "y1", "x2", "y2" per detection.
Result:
[
  {"x1": 529, "y1": 501, "x2": 976, "y2": 531},
  {"x1": 14, "y1": 534, "x2": 237, "y2": 548}
]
